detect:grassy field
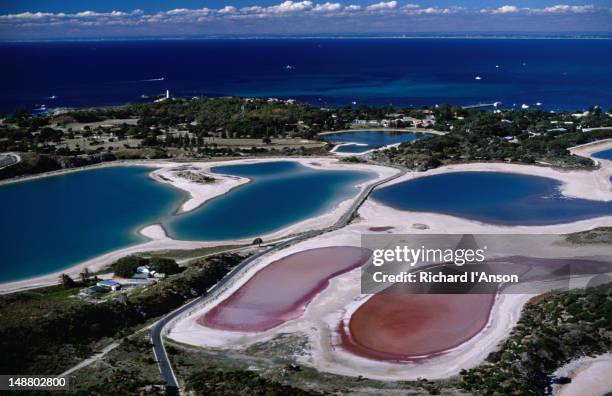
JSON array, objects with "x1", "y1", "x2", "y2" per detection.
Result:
[
  {"x1": 198, "y1": 137, "x2": 326, "y2": 149},
  {"x1": 167, "y1": 336, "x2": 462, "y2": 395}
]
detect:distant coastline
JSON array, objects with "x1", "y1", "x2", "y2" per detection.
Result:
[{"x1": 3, "y1": 33, "x2": 612, "y2": 43}]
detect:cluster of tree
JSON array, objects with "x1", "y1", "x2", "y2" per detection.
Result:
[
  {"x1": 3, "y1": 99, "x2": 612, "y2": 177},
  {"x1": 0, "y1": 152, "x2": 117, "y2": 181},
  {"x1": 459, "y1": 282, "x2": 612, "y2": 394},
  {"x1": 0, "y1": 253, "x2": 244, "y2": 374},
  {"x1": 374, "y1": 118, "x2": 612, "y2": 170},
  {"x1": 186, "y1": 368, "x2": 318, "y2": 396}
]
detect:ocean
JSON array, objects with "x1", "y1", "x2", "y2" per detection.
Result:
[{"x1": 0, "y1": 38, "x2": 610, "y2": 113}]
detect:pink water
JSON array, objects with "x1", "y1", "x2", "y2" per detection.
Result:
[{"x1": 199, "y1": 246, "x2": 371, "y2": 332}]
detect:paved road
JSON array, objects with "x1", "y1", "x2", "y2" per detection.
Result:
[{"x1": 150, "y1": 164, "x2": 407, "y2": 394}]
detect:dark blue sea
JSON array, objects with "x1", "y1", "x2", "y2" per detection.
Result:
[{"x1": 1, "y1": 39, "x2": 610, "y2": 113}]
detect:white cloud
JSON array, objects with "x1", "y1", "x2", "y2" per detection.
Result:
[
  {"x1": 217, "y1": 6, "x2": 238, "y2": 15},
  {"x1": 0, "y1": 2, "x2": 606, "y2": 28},
  {"x1": 482, "y1": 4, "x2": 599, "y2": 15},
  {"x1": 366, "y1": 1, "x2": 398, "y2": 11},
  {"x1": 265, "y1": 1, "x2": 313, "y2": 14},
  {"x1": 313, "y1": 2, "x2": 342, "y2": 12},
  {"x1": 490, "y1": 5, "x2": 520, "y2": 14},
  {"x1": 531, "y1": 4, "x2": 595, "y2": 14}
]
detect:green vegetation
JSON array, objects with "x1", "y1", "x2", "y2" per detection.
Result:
[
  {"x1": 459, "y1": 283, "x2": 612, "y2": 395},
  {"x1": 149, "y1": 257, "x2": 181, "y2": 275},
  {"x1": 175, "y1": 170, "x2": 216, "y2": 184},
  {"x1": 2, "y1": 98, "x2": 611, "y2": 180},
  {"x1": 168, "y1": 333, "x2": 461, "y2": 395},
  {"x1": 186, "y1": 368, "x2": 318, "y2": 396},
  {"x1": 374, "y1": 106, "x2": 612, "y2": 170},
  {"x1": 565, "y1": 227, "x2": 612, "y2": 245},
  {"x1": 111, "y1": 256, "x2": 180, "y2": 278},
  {"x1": 340, "y1": 156, "x2": 366, "y2": 163},
  {"x1": 111, "y1": 255, "x2": 148, "y2": 278},
  {"x1": 66, "y1": 337, "x2": 166, "y2": 395},
  {"x1": 144, "y1": 244, "x2": 245, "y2": 261},
  {"x1": 0, "y1": 253, "x2": 244, "y2": 375}
]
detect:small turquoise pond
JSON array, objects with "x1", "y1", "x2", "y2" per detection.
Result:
[
  {"x1": 372, "y1": 171, "x2": 612, "y2": 226},
  {"x1": 322, "y1": 131, "x2": 423, "y2": 154}
]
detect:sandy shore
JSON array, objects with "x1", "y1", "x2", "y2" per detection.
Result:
[
  {"x1": 322, "y1": 129, "x2": 444, "y2": 157},
  {"x1": 553, "y1": 353, "x2": 612, "y2": 396},
  {"x1": 167, "y1": 211, "x2": 612, "y2": 380},
  {"x1": 378, "y1": 160, "x2": 612, "y2": 202},
  {"x1": 166, "y1": 152, "x2": 612, "y2": 381},
  {"x1": 0, "y1": 157, "x2": 397, "y2": 294}
]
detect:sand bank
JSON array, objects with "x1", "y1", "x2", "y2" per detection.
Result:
[
  {"x1": 0, "y1": 157, "x2": 397, "y2": 294},
  {"x1": 378, "y1": 160, "x2": 612, "y2": 202}
]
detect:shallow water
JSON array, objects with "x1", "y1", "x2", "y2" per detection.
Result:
[
  {"x1": 0, "y1": 161, "x2": 374, "y2": 282},
  {"x1": 0, "y1": 166, "x2": 184, "y2": 282},
  {"x1": 322, "y1": 131, "x2": 422, "y2": 154},
  {"x1": 164, "y1": 161, "x2": 375, "y2": 240},
  {"x1": 592, "y1": 148, "x2": 612, "y2": 161},
  {"x1": 199, "y1": 246, "x2": 371, "y2": 332},
  {"x1": 372, "y1": 171, "x2": 612, "y2": 225}
]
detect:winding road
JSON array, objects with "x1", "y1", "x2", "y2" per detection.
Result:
[{"x1": 150, "y1": 162, "x2": 407, "y2": 394}]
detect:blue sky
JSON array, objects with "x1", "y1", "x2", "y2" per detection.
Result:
[
  {"x1": 1, "y1": 1, "x2": 611, "y2": 13},
  {"x1": 0, "y1": 1, "x2": 610, "y2": 40}
]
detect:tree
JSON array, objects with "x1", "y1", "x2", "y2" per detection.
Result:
[
  {"x1": 252, "y1": 237, "x2": 263, "y2": 246},
  {"x1": 112, "y1": 256, "x2": 148, "y2": 278},
  {"x1": 149, "y1": 257, "x2": 180, "y2": 275},
  {"x1": 79, "y1": 267, "x2": 91, "y2": 283},
  {"x1": 59, "y1": 273, "x2": 76, "y2": 288}
]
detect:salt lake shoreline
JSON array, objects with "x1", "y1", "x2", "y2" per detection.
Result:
[
  {"x1": 0, "y1": 157, "x2": 398, "y2": 294},
  {"x1": 166, "y1": 141, "x2": 612, "y2": 381},
  {"x1": 0, "y1": 140, "x2": 610, "y2": 296}
]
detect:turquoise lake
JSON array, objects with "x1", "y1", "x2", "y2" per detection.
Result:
[
  {"x1": 372, "y1": 171, "x2": 612, "y2": 226},
  {"x1": 163, "y1": 161, "x2": 374, "y2": 240},
  {"x1": 593, "y1": 148, "x2": 612, "y2": 161},
  {"x1": 0, "y1": 166, "x2": 184, "y2": 283},
  {"x1": 321, "y1": 131, "x2": 423, "y2": 154},
  {"x1": 0, "y1": 162, "x2": 374, "y2": 282}
]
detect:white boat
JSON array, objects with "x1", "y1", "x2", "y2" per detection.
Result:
[
  {"x1": 521, "y1": 104, "x2": 529, "y2": 109},
  {"x1": 475, "y1": 76, "x2": 482, "y2": 80}
]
